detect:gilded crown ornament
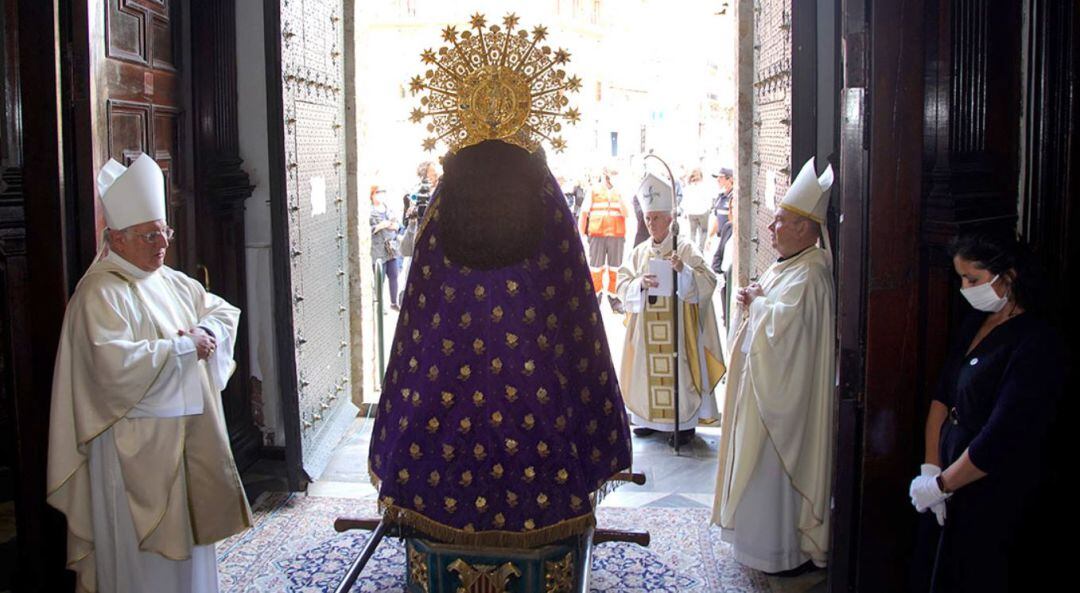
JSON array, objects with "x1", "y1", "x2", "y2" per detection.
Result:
[{"x1": 409, "y1": 13, "x2": 583, "y2": 153}]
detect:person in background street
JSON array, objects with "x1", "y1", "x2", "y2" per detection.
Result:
[
  {"x1": 570, "y1": 177, "x2": 587, "y2": 219},
  {"x1": 682, "y1": 168, "x2": 713, "y2": 251},
  {"x1": 579, "y1": 166, "x2": 629, "y2": 313},
  {"x1": 710, "y1": 167, "x2": 735, "y2": 323},
  {"x1": 399, "y1": 161, "x2": 440, "y2": 301},
  {"x1": 370, "y1": 186, "x2": 401, "y2": 311},
  {"x1": 557, "y1": 176, "x2": 576, "y2": 212}
]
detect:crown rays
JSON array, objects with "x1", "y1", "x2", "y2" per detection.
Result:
[{"x1": 408, "y1": 13, "x2": 581, "y2": 154}]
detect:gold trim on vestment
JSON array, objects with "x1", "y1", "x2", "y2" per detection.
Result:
[
  {"x1": 681, "y1": 301, "x2": 726, "y2": 395},
  {"x1": 683, "y1": 302, "x2": 704, "y2": 393},
  {"x1": 104, "y1": 269, "x2": 199, "y2": 554},
  {"x1": 66, "y1": 545, "x2": 94, "y2": 568},
  {"x1": 639, "y1": 296, "x2": 725, "y2": 420},
  {"x1": 744, "y1": 309, "x2": 827, "y2": 529},
  {"x1": 138, "y1": 425, "x2": 188, "y2": 552},
  {"x1": 779, "y1": 203, "x2": 823, "y2": 223},
  {"x1": 643, "y1": 295, "x2": 676, "y2": 419},
  {"x1": 756, "y1": 427, "x2": 827, "y2": 552},
  {"x1": 719, "y1": 428, "x2": 828, "y2": 554},
  {"x1": 48, "y1": 461, "x2": 87, "y2": 505}
]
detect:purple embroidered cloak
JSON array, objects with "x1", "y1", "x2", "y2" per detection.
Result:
[{"x1": 369, "y1": 172, "x2": 632, "y2": 547}]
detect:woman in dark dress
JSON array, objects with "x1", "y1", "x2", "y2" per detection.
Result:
[{"x1": 910, "y1": 233, "x2": 1065, "y2": 593}]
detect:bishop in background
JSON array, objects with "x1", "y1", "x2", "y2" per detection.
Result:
[
  {"x1": 46, "y1": 154, "x2": 251, "y2": 593},
  {"x1": 616, "y1": 172, "x2": 726, "y2": 448}
]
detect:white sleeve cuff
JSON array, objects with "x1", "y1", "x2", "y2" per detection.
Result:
[
  {"x1": 127, "y1": 338, "x2": 204, "y2": 418},
  {"x1": 197, "y1": 317, "x2": 236, "y2": 391},
  {"x1": 196, "y1": 318, "x2": 224, "y2": 341},
  {"x1": 174, "y1": 335, "x2": 197, "y2": 356},
  {"x1": 741, "y1": 296, "x2": 768, "y2": 354},
  {"x1": 676, "y1": 267, "x2": 700, "y2": 303},
  {"x1": 623, "y1": 277, "x2": 645, "y2": 313}
]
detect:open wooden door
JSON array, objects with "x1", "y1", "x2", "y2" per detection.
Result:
[
  {"x1": 70, "y1": 0, "x2": 195, "y2": 272},
  {"x1": 266, "y1": 0, "x2": 357, "y2": 488},
  {"x1": 68, "y1": 0, "x2": 260, "y2": 471}
]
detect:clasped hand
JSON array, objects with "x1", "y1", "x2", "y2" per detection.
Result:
[
  {"x1": 179, "y1": 327, "x2": 217, "y2": 361},
  {"x1": 909, "y1": 464, "x2": 950, "y2": 526},
  {"x1": 736, "y1": 283, "x2": 764, "y2": 309}
]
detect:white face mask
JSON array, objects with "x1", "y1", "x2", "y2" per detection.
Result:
[{"x1": 960, "y1": 275, "x2": 1008, "y2": 312}]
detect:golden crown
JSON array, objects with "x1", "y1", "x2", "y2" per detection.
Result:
[{"x1": 408, "y1": 13, "x2": 583, "y2": 154}]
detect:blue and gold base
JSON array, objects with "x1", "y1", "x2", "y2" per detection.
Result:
[{"x1": 405, "y1": 537, "x2": 582, "y2": 593}]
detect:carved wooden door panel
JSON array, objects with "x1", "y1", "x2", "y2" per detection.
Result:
[
  {"x1": 71, "y1": 1, "x2": 262, "y2": 472},
  {"x1": 269, "y1": 0, "x2": 356, "y2": 483},
  {"x1": 76, "y1": 0, "x2": 193, "y2": 273}
]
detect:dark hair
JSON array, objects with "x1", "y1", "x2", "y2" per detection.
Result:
[
  {"x1": 416, "y1": 160, "x2": 436, "y2": 179},
  {"x1": 948, "y1": 232, "x2": 1042, "y2": 311},
  {"x1": 436, "y1": 140, "x2": 548, "y2": 269}
]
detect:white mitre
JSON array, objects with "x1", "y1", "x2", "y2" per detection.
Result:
[
  {"x1": 779, "y1": 157, "x2": 834, "y2": 223},
  {"x1": 97, "y1": 153, "x2": 167, "y2": 229},
  {"x1": 637, "y1": 172, "x2": 674, "y2": 213}
]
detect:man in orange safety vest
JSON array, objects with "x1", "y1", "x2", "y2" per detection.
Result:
[{"x1": 578, "y1": 167, "x2": 629, "y2": 313}]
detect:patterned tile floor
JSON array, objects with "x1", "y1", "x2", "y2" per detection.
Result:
[
  {"x1": 221, "y1": 494, "x2": 780, "y2": 593},
  {"x1": 307, "y1": 414, "x2": 825, "y2": 593}
]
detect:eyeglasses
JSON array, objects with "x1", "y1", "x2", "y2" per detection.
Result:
[{"x1": 127, "y1": 227, "x2": 175, "y2": 244}]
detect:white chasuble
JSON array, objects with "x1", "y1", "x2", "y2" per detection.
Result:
[
  {"x1": 712, "y1": 246, "x2": 835, "y2": 571},
  {"x1": 616, "y1": 234, "x2": 726, "y2": 431},
  {"x1": 47, "y1": 252, "x2": 251, "y2": 593}
]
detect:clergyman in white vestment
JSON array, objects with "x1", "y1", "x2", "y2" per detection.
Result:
[
  {"x1": 617, "y1": 173, "x2": 726, "y2": 447},
  {"x1": 47, "y1": 155, "x2": 252, "y2": 593},
  {"x1": 712, "y1": 158, "x2": 836, "y2": 573}
]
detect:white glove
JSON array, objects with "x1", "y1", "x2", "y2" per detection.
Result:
[
  {"x1": 930, "y1": 499, "x2": 947, "y2": 526},
  {"x1": 910, "y1": 465, "x2": 949, "y2": 525},
  {"x1": 909, "y1": 473, "x2": 950, "y2": 513},
  {"x1": 909, "y1": 464, "x2": 941, "y2": 513}
]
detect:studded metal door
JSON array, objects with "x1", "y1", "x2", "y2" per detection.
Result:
[{"x1": 275, "y1": 0, "x2": 355, "y2": 480}]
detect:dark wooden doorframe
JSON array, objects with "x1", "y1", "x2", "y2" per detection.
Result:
[
  {"x1": 829, "y1": 0, "x2": 930, "y2": 590},
  {"x1": 831, "y1": 0, "x2": 870, "y2": 589},
  {"x1": 2, "y1": 1, "x2": 77, "y2": 590},
  {"x1": 846, "y1": 0, "x2": 929, "y2": 589},
  {"x1": 831, "y1": 1, "x2": 1077, "y2": 591},
  {"x1": 188, "y1": 0, "x2": 260, "y2": 472}
]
